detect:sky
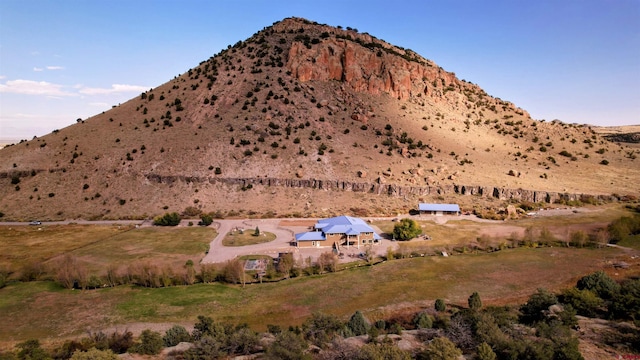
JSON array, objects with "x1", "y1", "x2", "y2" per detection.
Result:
[{"x1": 1, "y1": 0, "x2": 639, "y2": 140}]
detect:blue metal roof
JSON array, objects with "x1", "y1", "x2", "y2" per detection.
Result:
[
  {"x1": 418, "y1": 203, "x2": 460, "y2": 212},
  {"x1": 295, "y1": 216, "x2": 381, "y2": 242},
  {"x1": 295, "y1": 231, "x2": 326, "y2": 241}
]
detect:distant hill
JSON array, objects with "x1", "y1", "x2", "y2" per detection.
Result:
[{"x1": 1, "y1": 17, "x2": 638, "y2": 220}]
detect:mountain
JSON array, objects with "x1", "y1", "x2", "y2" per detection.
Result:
[{"x1": 1, "y1": 17, "x2": 638, "y2": 220}]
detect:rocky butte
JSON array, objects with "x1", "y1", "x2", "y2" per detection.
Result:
[{"x1": 0, "y1": 17, "x2": 638, "y2": 220}]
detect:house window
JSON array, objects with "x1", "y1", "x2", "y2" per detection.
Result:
[{"x1": 312, "y1": 241, "x2": 316, "y2": 246}]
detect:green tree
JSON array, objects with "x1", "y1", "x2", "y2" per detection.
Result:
[
  {"x1": 413, "y1": 312, "x2": 433, "y2": 329},
  {"x1": 435, "y1": 299, "x2": 446, "y2": 312},
  {"x1": 561, "y1": 287, "x2": 604, "y2": 317},
  {"x1": 254, "y1": 226, "x2": 260, "y2": 236},
  {"x1": 476, "y1": 342, "x2": 497, "y2": 360},
  {"x1": 359, "y1": 342, "x2": 412, "y2": 359},
  {"x1": 184, "y1": 336, "x2": 226, "y2": 360},
  {"x1": 609, "y1": 278, "x2": 640, "y2": 321},
  {"x1": 576, "y1": 270, "x2": 620, "y2": 300},
  {"x1": 347, "y1": 310, "x2": 370, "y2": 336},
  {"x1": 70, "y1": 348, "x2": 117, "y2": 360},
  {"x1": 16, "y1": 340, "x2": 51, "y2": 360},
  {"x1": 421, "y1": 337, "x2": 462, "y2": 360},
  {"x1": 302, "y1": 312, "x2": 344, "y2": 346},
  {"x1": 392, "y1": 218, "x2": 422, "y2": 241},
  {"x1": 263, "y1": 331, "x2": 310, "y2": 360},
  {"x1": 226, "y1": 326, "x2": 259, "y2": 355},
  {"x1": 469, "y1": 292, "x2": 482, "y2": 310},
  {"x1": 520, "y1": 288, "x2": 558, "y2": 324},
  {"x1": 153, "y1": 212, "x2": 181, "y2": 226},
  {"x1": 129, "y1": 329, "x2": 163, "y2": 355},
  {"x1": 199, "y1": 213, "x2": 213, "y2": 226},
  {"x1": 163, "y1": 325, "x2": 192, "y2": 347}
]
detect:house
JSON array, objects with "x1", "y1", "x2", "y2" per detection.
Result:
[
  {"x1": 418, "y1": 203, "x2": 461, "y2": 216},
  {"x1": 294, "y1": 215, "x2": 382, "y2": 249}
]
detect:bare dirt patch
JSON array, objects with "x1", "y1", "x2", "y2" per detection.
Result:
[{"x1": 279, "y1": 219, "x2": 316, "y2": 227}]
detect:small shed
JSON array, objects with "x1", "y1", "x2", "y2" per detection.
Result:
[{"x1": 418, "y1": 203, "x2": 461, "y2": 216}]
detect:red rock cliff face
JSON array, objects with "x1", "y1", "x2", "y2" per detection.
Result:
[{"x1": 287, "y1": 38, "x2": 458, "y2": 100}]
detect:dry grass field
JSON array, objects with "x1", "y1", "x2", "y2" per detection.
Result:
[
  {"x1": 0, "y1": 246, "x2": 635, "y2": 348},
  {"x1": 0, "y1": 225, "x2": 216, "y2": 275}
]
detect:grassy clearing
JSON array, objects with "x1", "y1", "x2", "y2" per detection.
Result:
[
  {"x1": 222, "y1": 231, "x2": 276, "y2": 246},
  {"x1": 617, "y1": 234, "x2": 640, "y2": 250},
  {"x1": 0, "y1": 246, "x2": 633, "y2": 344},
  {"x1": 0, "y1": 225, "x2": 133, "y2": 269},
  {"x1": 0, "y1": 225, "x2": 216, "y2": 274}
]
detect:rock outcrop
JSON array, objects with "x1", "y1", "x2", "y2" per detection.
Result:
[{"x1": 143, "y1": 173, "x2": 615, "y2": 204}]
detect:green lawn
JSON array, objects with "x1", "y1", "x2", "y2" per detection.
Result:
[{"x1": 222, "y1": 231, "x2": 276, "y2": 246}]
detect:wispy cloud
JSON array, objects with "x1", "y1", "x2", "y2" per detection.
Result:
[
  {"x1": 79, "y1": 84, "x2": 148, "y2": 95},
  {"x1": 0, "y1": 79, "x2": 74, "y2": 96},
  {"x1": 33, "y1": 67, "x2": 44, "y2": 72},
  {"x1": 46, "y1": 66, "x2": 64, "y2": 70},
  {"x1": 0, "y1": 79, "x2": 148, "y2": 99},
  {"x1": 0, "y1": 75, "x2": 6, "y2": 80}
]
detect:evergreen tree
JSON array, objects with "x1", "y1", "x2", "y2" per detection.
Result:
[
  {"x1": 347, "y1": 310, "x2": 370, "y2": 336},
  {"x1": 421, "y1": 337, "x2": 462, "y2": 360},
  {"x1": 469, "y1": 292, "x2": 483, "y2": 310},
  {"x1": 476, "y1": 342, "x2": 497, "y2": 360},
  {"x1": 435, "y1": 299, "x2": 446, "y2": 312},
  {"x1": 413, "y1": 312, "x2": 433, "y2": 329}
]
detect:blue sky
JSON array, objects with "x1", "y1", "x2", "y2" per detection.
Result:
[{"x1": 1, "y1": 0, "x2": 638, "y2": 139}]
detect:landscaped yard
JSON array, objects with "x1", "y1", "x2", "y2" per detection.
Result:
[{"x1": 222, "y1": 229, "x2": 276, "y2": 246}]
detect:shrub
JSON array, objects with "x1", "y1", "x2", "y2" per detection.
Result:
[
  {"x1": 183, "y1": 206, "x2": 202, "y2": 217},
  {"x1": 16, "y1": 339, "x2": 50, "y2": 360},
  {"x1": 520, "y1": 288, "x2": 558, "y2": 324},
  {"x1": 577, "y1": 271, "x2": 620, "y2": 299},
  {"x1": 392, "y1": 218, "x2": 422, "y2": 240},
  {"x1": 199, "y1": 214, "x2": 213, "y2": 226},
  {"x1": 153, "y1": 212, "x2": 181, "y2": 226},
  {"x1": 413, "y1": 312, "x2": 433, "y2": 329},
  {"x1": 347, "y1": 310, "x2": 370, "y2": 336},
  {"x1": 263, "y1": 331, "x2": 308, "y2": 360},
  {"x1": 435, "y1": 299, "x2": 446, "y2": 312},
  {"x1": 70, "y1": 348, "x2": 117, "y2": 360},
  {"x1": 469, "y1": 292, "x2": 482, "y2": 310},
  {"x1": 476, "y1": 342, "x2": 497, "y2": 360},
  {"x1": 600, "y1": 159, "x2": 609, "y2": 165},
  {"x1": 129, "y1": 330, "x2": 163, "y2": 355},
  {"x1": 561, "y1": 287, "x2": 604, "y2": 317},
  {"x1": 421, "y1": 337, "x2": 462, "y2": 359}
]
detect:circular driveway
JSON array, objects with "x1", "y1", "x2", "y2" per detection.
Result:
[{"x1": 201, "y1": 219, "x2": 298, "y2": 263}]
